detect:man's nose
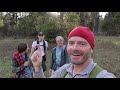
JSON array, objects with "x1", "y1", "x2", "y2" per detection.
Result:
[{"x1": 72, "y1": 43, "x2": 80, "y2": 50}]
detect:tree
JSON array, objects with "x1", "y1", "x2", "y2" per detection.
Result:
[
  {"x1": 94, "y1": 12, "x2": 100, "y2": 34},
  {"x1": 102, "y1": 12, "x2": 120, "y2": 36},
  {"x1": 0, "y1": 12, "x2": 4, "y2": 28},
  {"x1": 64, "y1": 12, "x2": 80, "y2": 36},
  {"x1": 80, "y1": 12, "x2": 86, "y2": 26},
  {"x1": 59, "y1": 12, "x2": 65, "y2": 35}
]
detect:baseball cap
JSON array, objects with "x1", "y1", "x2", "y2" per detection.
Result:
[{"x1": 38, "y1": 32, "x2": 44, "y2": 36}]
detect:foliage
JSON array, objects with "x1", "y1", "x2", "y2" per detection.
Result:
[
  {"x1": 1, "y1": 12, "x2": 120, "y2": 39},
  {"x1": 0, "y1": 12, "x2": 4, "y2": 28},
  {"x1": 64, "y1": 12, "x2": 80, "y2": 36},
  {"x1": 102, "y1": 12, "x2": 120, "y2": 36}
]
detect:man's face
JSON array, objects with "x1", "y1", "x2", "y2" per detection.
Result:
[
  {"x1": 56, "y1": 39, "x2": 64, "y2": 47},
  {"x1": 25, "y1": 44, "x2": 29, "y2": 53},
  {"x1": 67, "y1": 36, "x2": 93, "y2": 65},
  {"x1": 38, "y1": 35, "x2": 44, "y2": 41}
]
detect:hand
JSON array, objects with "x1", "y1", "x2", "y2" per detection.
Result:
[
  {"x1": 48, "y1": 69, "x2": 55, "y2": 76},
  {"x1": 48, "y1": 69, "x2": 52, "y2": 76},
  {"x1": 24, "y1": 61, "x2": 30, "y2": 67},
  {"x1": 31, "y1": 45, "x2": 42, "y2": 72}
]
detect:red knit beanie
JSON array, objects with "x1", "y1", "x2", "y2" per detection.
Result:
[{"x1": 68, "y1": 26, "x2": 95, "y2": 49}]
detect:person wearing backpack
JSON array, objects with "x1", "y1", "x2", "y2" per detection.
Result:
[
  {"x1": 31, "y1": 32, "x2": 48, "y2": 72},
  {"x1": 31, "y1": 26, "x2": 116, "y2": 78},
  {"x1": 12, "y1": 43, "x2": 33, "y2": 78},
  {"x1": 49, "y1": 36, "x2": 70, "y2": 76}
]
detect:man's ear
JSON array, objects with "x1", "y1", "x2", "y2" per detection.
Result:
[{"x1": 91, "y1": 49, "x2": 93, "y2": 54}]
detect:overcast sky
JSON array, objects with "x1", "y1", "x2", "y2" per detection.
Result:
[
  {"x1": 99, "y1": 12, "x2": 108, "y2": 18},
  {"x1": 51, "y1": 12, "x2": 108, "y2": 18}
]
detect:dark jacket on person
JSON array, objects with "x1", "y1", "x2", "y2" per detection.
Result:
[{"x1": 50, "y1": 45, "x2": 70, "y2": 71}]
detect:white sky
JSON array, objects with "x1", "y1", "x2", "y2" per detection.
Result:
[
  {"x1": 99, "y1": 12, "x2": 108, "y2": 18},
  {"x1": 3, "y1": 12, "x2": 108, "y2": 19},
  {"x1": 51, "y1": 12, "x2": 108, "y2": 18}
]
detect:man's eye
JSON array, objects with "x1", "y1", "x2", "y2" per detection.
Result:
[
  {"x1": 81, "y1": 43, "x2": 85, "y2": 45},
  {"x1": 80, "y1": 42, "x2": 87, "y2": 46},
  {"x1": 69, "y1": 42, "x2": 74, "y2": 45}
]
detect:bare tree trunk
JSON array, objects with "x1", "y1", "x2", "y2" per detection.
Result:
[
  {"x1": 80, "y1": 12, "x2": 84, "y2": 26},
  {"x1": 59, "y1": 12, "x2": 65, "y2": 35},
  {"x1": 94, "y1": 12, "x2": 99, "y2": 35},
  {"x1": 60, "y1": 12, "x2": 64, "y2": 21},
  {"x1": 79, "y1": 12, "x2": 87, "y2": 26}
]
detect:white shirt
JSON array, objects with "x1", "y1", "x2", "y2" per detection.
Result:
[{"x1": 32, "y1": 40, "x2": 48, "y2": 56}]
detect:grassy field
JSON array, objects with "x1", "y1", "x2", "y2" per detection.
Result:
[{"x1": 0, "y1": 36, "x2": 120, "y2": 78}]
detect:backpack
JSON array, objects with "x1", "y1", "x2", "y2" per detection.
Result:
[
  {"x1": 62, "y1": 64, "x2": 103, "y2": 78},
  {"x1": 35, "y1": 39, "x2": 46, "y2": 55}
]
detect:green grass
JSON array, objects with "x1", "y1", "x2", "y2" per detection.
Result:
[
  {"x1": 0, "y1": 36, "x2": 120, "y2": 78},
  {"x1": 0, "y1": 57, "x2": 12, "y2": 78},
  {"x1": 93, "y1": 36, "x2": 120, "y2": 77},
  {"x1": 0, "y1": 38, "x2": 55, "y2": 78}
]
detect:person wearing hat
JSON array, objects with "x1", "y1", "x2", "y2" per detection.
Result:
[
  {"x1": 31, "y1": 26, "x2": 116, "y2": 78},
  {"x1": 31, "y1": 32, "x2": 48, "y2": 72}
]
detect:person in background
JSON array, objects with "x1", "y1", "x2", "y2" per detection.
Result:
[
  {"x1": 49, "y1": 36, "x2": 70, "y2": 76},
  {"x1": 31, "y1": 32, "x2": 48, "y2": 72},
  {"x1": 12, "y1": 43, "x2": 32, "y2": 78}
]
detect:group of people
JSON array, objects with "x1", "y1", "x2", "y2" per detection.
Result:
[
  {"x1": 12, "y1": 31, "x2": 69, "y2": 78},
  {"x1": 12, "y1": 25, "x2": 116, "y2": 78}
]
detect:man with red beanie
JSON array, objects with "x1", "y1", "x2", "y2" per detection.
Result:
[{"x1": 31, "y1": 26, "x2": 116, "y2": 78}]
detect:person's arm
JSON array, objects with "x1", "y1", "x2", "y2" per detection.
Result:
[
  {"x1": 12, "y1": 53, "x2": 30, "y2": 74},
  {"x1": 45, "y1": 41, "x2": 48, "y2": 54},
  {"x1": 30, "y1": 47, "x2": 35, "y2": 56},
  {"x1": 31, "y1": 44, "x2": 69, "y2": 78},
  {"x1": 31, "y1": 45, "x2": 46, "y2": 78},
  {"x1": 50, "y1": 49, "x2": 55, "y2": 69},
  {"x1": 30, "y1": 41, "x2": 36, "y2": 56},
  {"x1": 49, "y1": 49, "x2": 55, "y2": 76},
  {"x1": 26, "y1": 53, "x2": 33, "y2": 67},
  {"x1": 32, "y1": 66, "x2": 46, "y2": 78},
  {"x1": 12, "y1": 59, "x2": 25, "y2": 73},
  {"x1": 33, "y1": 66, "x2": 61, "y2": 78},
  {"x1": 33, "y1": 65, "x2": 62, "y2": 78},
  {"x1": 46, "y1": 46, "x2": 48, "y2": 55}
]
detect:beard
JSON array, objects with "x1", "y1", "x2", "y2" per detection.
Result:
[{"x1": 70, "y1": 49, "x2": 91, "y2": 65}]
